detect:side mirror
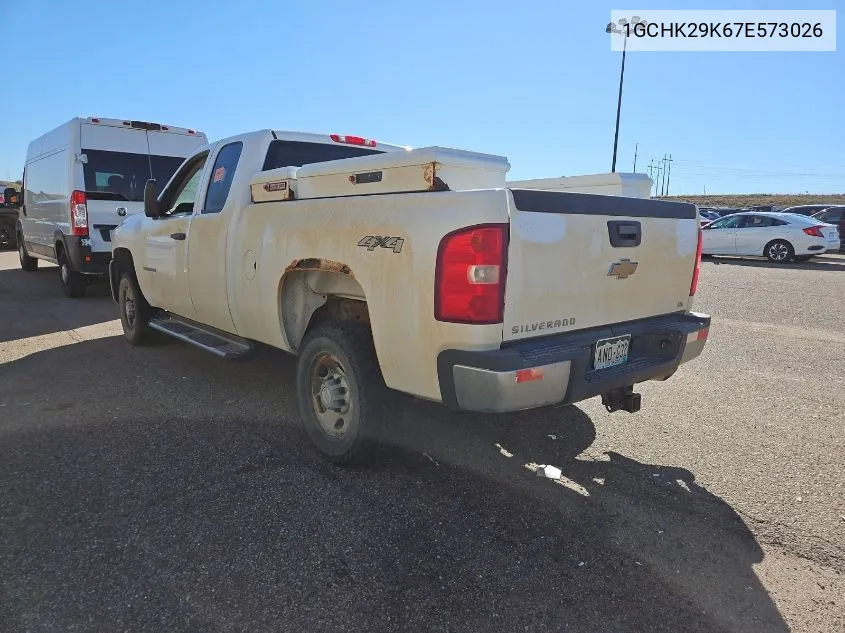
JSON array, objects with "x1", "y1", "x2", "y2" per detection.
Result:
[{"x1": 144, "y1": 179, "x2": 160, "y2": 218}]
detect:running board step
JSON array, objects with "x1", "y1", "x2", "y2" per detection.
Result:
[{"x1": 148, "y1": 314, "x2": 254, "y2": 359}]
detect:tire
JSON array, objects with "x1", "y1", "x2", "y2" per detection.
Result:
[
  {"x1": 17, "y1": 236, "x2": 38, "y2": 271},
  {"x1": 0, "y1": 217, "x2": 16, "y2": 250},
  {"x1": 118, "y1": 272, "x2": 152, "y2": 345},
  {"x1": 57, "y1": 247, "x2": 86, "y2": 298},
  {"x1": 765, "y1": 239, "x2": 794, "y2": 263},
  {"x1": 296, "y1": 322, "x2": 390, "y2": 465}
]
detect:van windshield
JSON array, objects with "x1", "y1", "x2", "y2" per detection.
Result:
[{"x1": 82, "y1": 149, "x2": 186, "y2": 202}]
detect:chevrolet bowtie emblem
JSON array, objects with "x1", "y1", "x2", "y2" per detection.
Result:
[{"x1": 608, "y1": 258, "x2": 639, "y2": 279}]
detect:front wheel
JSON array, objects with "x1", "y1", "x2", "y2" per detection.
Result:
[
  {"x1": 118, "y1": 272, "x2": 152, "y2": 345},
  {"x1": 765, "y1": 240, "x2": 794, "y2": 263},
  {"x1": 18, "y1": 238, "x2": 38, "y2": 271},
  {"x1": 296, "y1": 322, "x2": 390, "y2": 465}
]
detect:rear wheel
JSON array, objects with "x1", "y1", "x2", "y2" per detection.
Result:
[
  {"x1": 18, "y1": 237, "x2": 38, "y2": 271},
  {"x1": 296, "y1": 322, "x2": 390, "y2": 465},
  {"x1": 765, "y1": 240, "x2": 793, "y2": 263},
  {"x1": 118, "y1": 272, "x2": 151, "y2": 345},
  {"x1": 0, "y1": 217, "x2": 16, "y2": 250},
  {"x1": 58, "y1": 247, "x2": 86, "y2": 298}
]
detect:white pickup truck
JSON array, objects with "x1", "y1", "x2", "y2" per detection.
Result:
[{"x1": 109, "y1": 129, "x2": 710, "y2": 463}]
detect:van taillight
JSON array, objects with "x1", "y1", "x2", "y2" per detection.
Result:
[
  {"x1": 70, "y1": 190, "x2": 88, "y2": 237},
  {"x1": 690, "y1": 228, "x2": 702, "y2": 296},
  {"x1": 435, "y1": 224, "x2": 508, "y2": 324}
]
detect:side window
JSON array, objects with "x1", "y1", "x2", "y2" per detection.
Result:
[
  {"x1": 203, "y1": 142, "x2": 243, "y2": 214},
  {"x1": 825, "y1": 209, "x2": 843, "y2": 222},
  {"x1": 769, "y1": 217, "x2": 787, "y2": 226},
  {"x1": 711, "y1": 216, "x2": 742, "y2": 229},
  {"x1": 159, "y1": 153, "x2": 209, "y2": 216},
  {"x1": 741, "y1": 216, "x2": 771, "y2": 228}
]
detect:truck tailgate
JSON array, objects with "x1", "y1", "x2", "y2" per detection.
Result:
[{"x1": 503, "y1": 189, "x2": 699, "y2": 342}]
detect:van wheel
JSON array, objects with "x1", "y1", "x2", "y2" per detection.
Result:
[
  {"x1": 118, "y1": 272, "x2": 151, "y2": 345},
  {"x1": 765, "y1": 240, "x2": 794, "y2": 263},
  {"x1": 296, "y1": 322, "x2": 390, "y2": 465},
  {"x1": 18, "y1": 238, "x2": 38, "y2": 271},
  {"x1": 58, "y1": 248, "x2": 86, "y2": 298},
  {"x1": 0, "y1": 218, "x2": 16, "y2": 250}
]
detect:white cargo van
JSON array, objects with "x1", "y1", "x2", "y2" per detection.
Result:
[{"x1": 15, "y1": 117, "x2": 208, "y2": 297}]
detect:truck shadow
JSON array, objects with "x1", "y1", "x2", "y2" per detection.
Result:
[
  {"x1": 0, "y1": 266, "x2": 115, "y2": 342},
  {"x1": 0, "y1": 338, "x2": 789, "y2": 633}
]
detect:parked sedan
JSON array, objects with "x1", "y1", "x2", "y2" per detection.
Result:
[
  {"x1": 811, "y1": 206, "x2": 845, "y2": 250},
  {"x1": 701, "y1": 212, "x2": 840, "y2": 262},
  {"x1": 699, "y1": 209, "x2": 721, "y2": 223}
]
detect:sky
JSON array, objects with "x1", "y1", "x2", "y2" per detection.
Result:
[{"x1": 0, "y1": 0, "x2": 842, "y2": 195}]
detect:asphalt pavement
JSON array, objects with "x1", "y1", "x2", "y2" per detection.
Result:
[{"x1": 0, "y1": 250, "x2": 843, "y2": 633}]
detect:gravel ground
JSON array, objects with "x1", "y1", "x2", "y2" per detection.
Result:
[{"x1": 0, "y1": 250, "x2": 842, "y2": 633}]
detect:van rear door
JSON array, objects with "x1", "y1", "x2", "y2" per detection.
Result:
[{"x1": 79, "y1": 122, "x2": 203, "y2": 252}]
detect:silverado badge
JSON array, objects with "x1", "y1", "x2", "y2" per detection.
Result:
[{"x1": 608, "y1": 258, "x2": 638, "y2": 279}]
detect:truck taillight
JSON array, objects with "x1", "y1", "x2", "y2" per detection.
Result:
[
  {"x1": 690, "y1": 228, "x2": 702, "y2": 296},
  {"x1": 70, "y1": 190, "x2": 88, "y2": 237},
  {"x1": 330, "y1": 134, "x2": 377, "y2": 147},
  {"x1": 435, "y1": 224, "x2": 508, "y2": 324}
]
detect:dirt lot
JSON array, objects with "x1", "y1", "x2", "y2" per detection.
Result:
[{"x1": 0, "y1": 250, "x2": 843, "y2": 633}]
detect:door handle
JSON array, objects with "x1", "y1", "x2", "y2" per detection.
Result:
[
  {"x1": 170, "y1": 232, "x2": 186, "y2": 241},
  {"x1": 607, "y1": 220, "x2": 642, "y2": 247}
]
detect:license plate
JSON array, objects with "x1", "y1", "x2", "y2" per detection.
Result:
[{"x1": 593, "y1": 335, "x2": 631, "y2": 370}]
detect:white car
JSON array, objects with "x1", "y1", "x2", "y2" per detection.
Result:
[{"x1": 701, "y1": 211, "x2": 840, "y2": 262}]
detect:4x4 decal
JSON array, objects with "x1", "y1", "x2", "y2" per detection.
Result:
[{"x1": 358, "y1": 236, "x2": 404, "y2": 253}]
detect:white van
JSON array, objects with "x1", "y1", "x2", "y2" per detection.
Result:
[{"x1": 15, "y1": 117, "x2": 208, "y2": 297}]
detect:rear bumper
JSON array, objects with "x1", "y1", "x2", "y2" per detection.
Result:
[
  {"x1": 437, "y1": 312, "x2": 711, "y2": 413},
  {"x1": 64, "y1": 236, "x2": 111, "y2": 275}
]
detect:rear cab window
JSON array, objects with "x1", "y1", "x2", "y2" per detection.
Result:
[{"x1": 262, "y1": 140, "x2": 382, "y2": 170}]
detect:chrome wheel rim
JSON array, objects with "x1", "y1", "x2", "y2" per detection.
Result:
[
  {"x1": 60, "y1": 263, "x2": 69, "y2": 284},
  {"x1": 769, "y1": 243, "x2": 788, "y2": 261},
  {"x1": 309, "y1": 352, "x2": 353, "y2": 437},
  {"x1": 18, "y1": 243, "x2": 25, "y2": 263}
]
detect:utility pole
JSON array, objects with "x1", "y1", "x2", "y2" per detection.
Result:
[
  {"x1": 607, "y1": 23, "x2": 628, "y2": 173},
  {"x1": 660, "y1": 154, "x2": 668, "y2": 196},
  {"x1": 633, "y1": 142, "x2": 639, "y2": 172},
  {"x1": 704, "y1": 184, "x2": 707, "y2": 195},
  {"x1": 665, "y1": 154, "x2": 673, "y2": 196},
  {"x1": 653, "y1": 160, "x2": 663, "y2": 197}
]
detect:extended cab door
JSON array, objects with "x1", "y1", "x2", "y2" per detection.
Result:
[
  {"x1": 138, "y1": 151, "x2": 209, "y2": 317},
  {"x1": 185, "y1": 141, "x2": 244, "y2": 334}
]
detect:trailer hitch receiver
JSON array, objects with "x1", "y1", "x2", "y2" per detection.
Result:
[{"x1": 601, "y1": 386, "x2": 641, "y2": 413}]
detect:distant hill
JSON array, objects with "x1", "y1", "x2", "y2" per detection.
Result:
[{"x1": 657, "y1": 193, "x2": 845, "y2": 209}]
